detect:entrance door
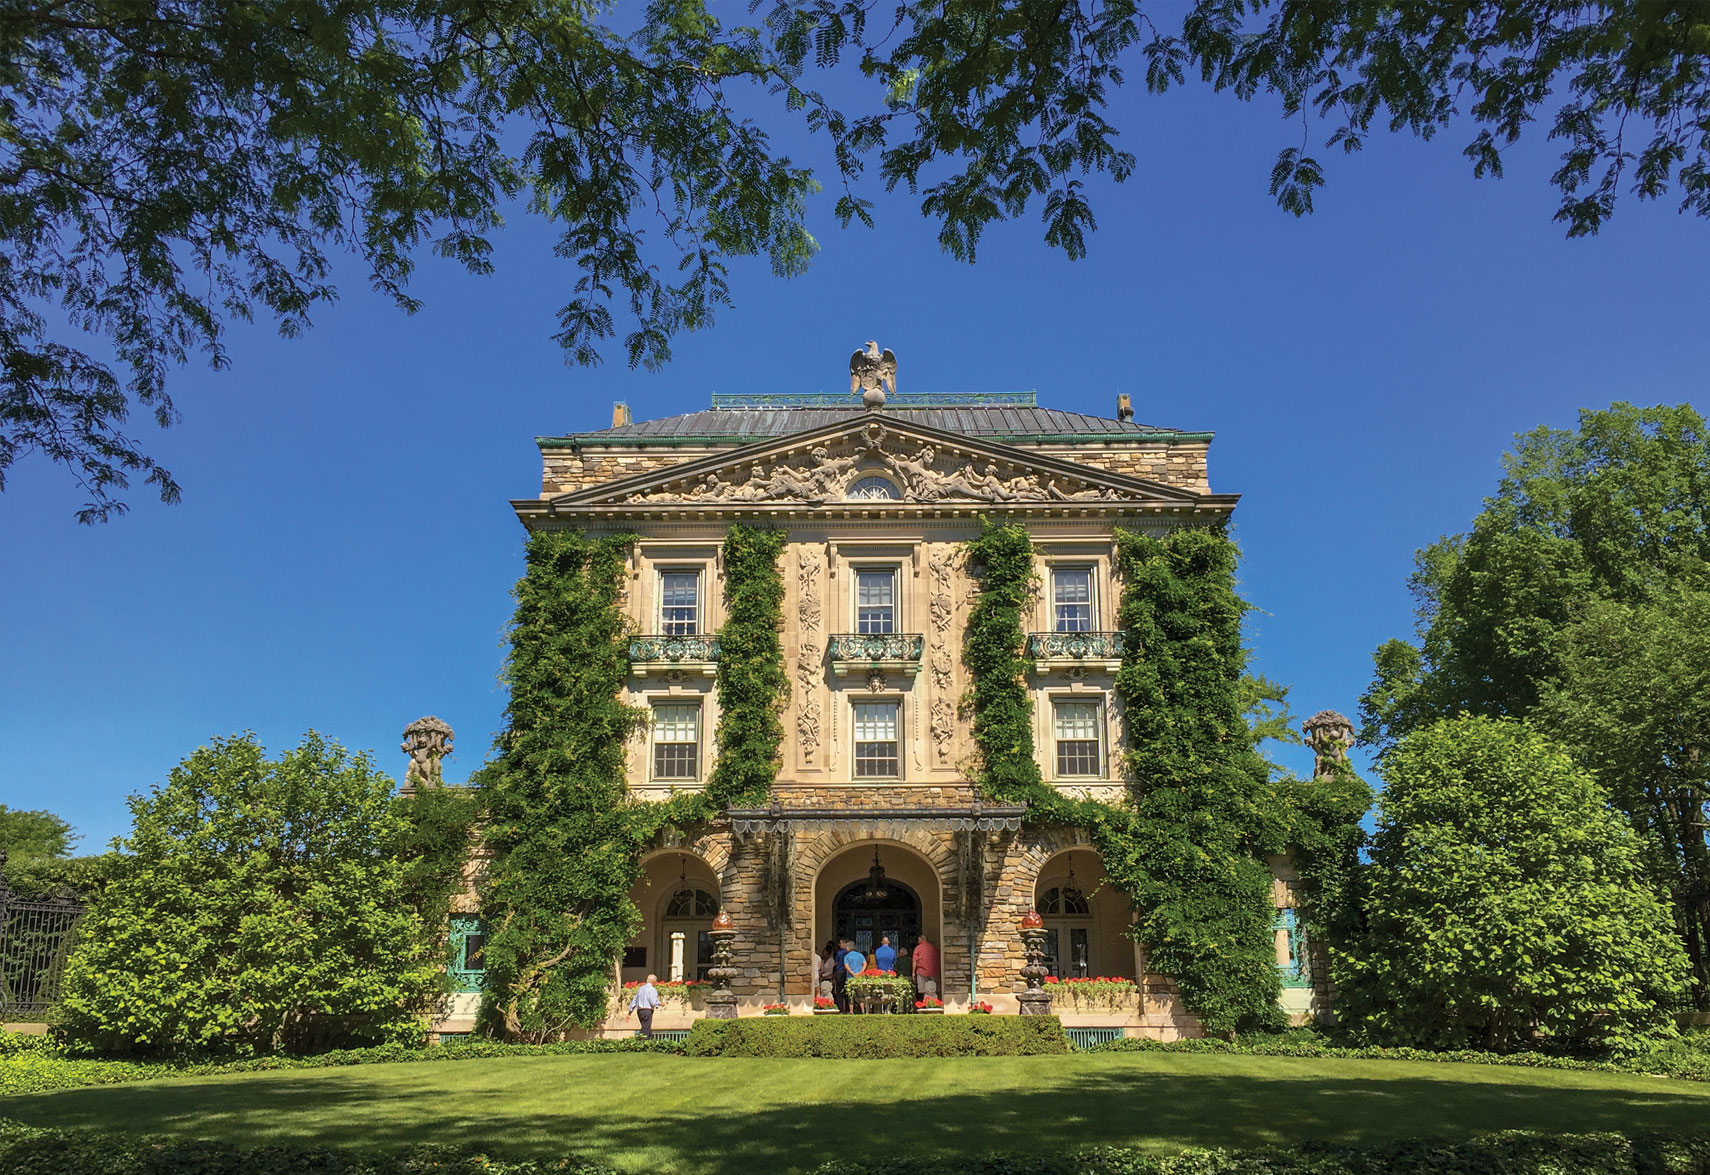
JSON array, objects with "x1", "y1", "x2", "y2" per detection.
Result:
[{"x1": 833, "y1": 877, "x2": 921, "y2": 964}]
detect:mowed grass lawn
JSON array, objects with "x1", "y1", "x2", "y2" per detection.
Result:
[{"x1": 6, "y1": 1053, "x2": 1710, "y2": 1175}]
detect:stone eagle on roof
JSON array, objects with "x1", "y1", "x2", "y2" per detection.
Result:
[{"x1": 850, "y1": 341, "x2": 897, "y2": 407}]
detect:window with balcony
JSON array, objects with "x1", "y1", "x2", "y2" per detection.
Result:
[
  {"x1": 856, "y1": 568, "x2": 897, "y2": 634},
  {"x1": 651, "y1": 702, "x2": 701, "y2": 781},
  {"x1": 853, "y1": 700, "x2": 901, "y2": 778},
  {"x1": 659, "y1": 570, "x2": 701, "y2": 635},
  {"x1": 1052, "y1": 567, "x2": 1094, "y2": 632},
  {"x1": 1053, "y1": 699, "x2": 1103, "y2": 777}
]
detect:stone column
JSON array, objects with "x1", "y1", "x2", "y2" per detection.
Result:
[
  {"x1": 704, "y1": 910, "x2": 739, "y2": 1020},
  {"x1": 669, "y1": 931, "x2": 686, "y2": 982}
]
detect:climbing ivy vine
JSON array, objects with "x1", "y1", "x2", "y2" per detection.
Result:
[
  {"x1": 474, "y1": 523, "x2": 789, "y2": 1038},
  {"x1": 961, "y1": 519, "x2": 1366, "y2": 1037},
  {"x1": 475, "y1": 529, "x2": 648, "y2": 1040}
]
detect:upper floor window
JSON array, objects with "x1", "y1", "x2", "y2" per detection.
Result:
[
  {"x1": 1052, "y1": 567, "x2": 1094, "y2": 632},
  {"x1": 856, "y1": 568, "x2": 898, "y2": 634},
  {"x1": 659, "y1": 570, "x2": 701, "y2": 635},
  {"x1": 848, "y1": 475, "x2": 901, "y2": 500},
  {"x1": 651, "y1": 702, "x2": 701, "y2": 781},
  {"x1": 1053, "y1": 699, "x2": 1103, "y2": 777},
  {"x1": 853, "y1": 700, "x2": 900, "y2": 778}
]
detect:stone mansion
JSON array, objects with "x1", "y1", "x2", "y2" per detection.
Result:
[{"x1": 437, "y1": 377, "x2": 1333, "y2": 1038}]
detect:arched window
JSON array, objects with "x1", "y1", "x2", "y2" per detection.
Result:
[
  {"x1": 848, "y1": 475, "x2": 901, "y2": 500},
  {"x1": 665, "y1": 888, "x2": 718, "y2": 917},
  {"x1": 1039, "y1": 886, "x2": 1090, "y2": 916}
]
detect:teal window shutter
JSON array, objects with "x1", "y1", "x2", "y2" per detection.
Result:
[
  {"x1": 448, "y1": 914, "x2": 487, "y2": 994},
  {"x1": 1273, "y1": 908, "x2": 1311, "y2": 990}
]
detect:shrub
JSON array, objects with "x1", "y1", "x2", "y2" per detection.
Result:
[
  {"x1": 56, "y1": 732, "x2": 439, "y2": 1057},
  {"x1": 686, "y1": 1015, "x2": 1072, "y2": 1057},
  {"x1": 0, "y1": 1120, "x2": 624, "y2": 1175},
  {"x1": 1339, "y1": 716, "x2": 1691, "y2": 1054}
]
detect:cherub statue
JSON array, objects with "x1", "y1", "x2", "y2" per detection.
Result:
[{"x1": 401, "y1": 716, "x2": 454, "y2": 791}]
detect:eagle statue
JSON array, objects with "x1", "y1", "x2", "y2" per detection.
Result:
[{"x1": 849, "y1": 340, "x2": 897, "y2": 408}]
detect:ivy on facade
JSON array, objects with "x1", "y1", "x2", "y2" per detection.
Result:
[
  {"x1": 474, "y1": 530, "x2": 648, "y2": 1040},
  {"x1": 961, "y1": 520, "x2": 1367, "y2": 1037},
  {"x1": 473, "y1": 524, "x2": 790, "y2": 1038}
]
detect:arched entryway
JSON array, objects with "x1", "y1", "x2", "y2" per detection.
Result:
[
  {"x1": 624, "y1": 850, "x2": 722, "y2": 985},
  {"x1": 813, "y1": 841, "x2": 943, "y2": 970},
  {"x1": 1033, "y1": 848, "x2": 1135, "y2": 981}
]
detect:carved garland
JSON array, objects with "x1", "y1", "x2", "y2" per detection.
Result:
[
  {"x1": 795, "y1": 546, "x2": 824, "y2": 763},
  {"x1": 927, "y1": 545, "x2": 957, "y2": 763}
]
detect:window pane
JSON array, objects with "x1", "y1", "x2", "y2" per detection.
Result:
[
  {"x1": 652, "y1": 703, "x2": 699, "y2": 779},
  {"x1": 1053, "y1": 568, "x2": 1093, "y2": 632},
  {"x1": 1054, "y1": 702, "x2": 1100, "y2": 740},
  {"x1": 856, "y1": 569, "x2": 896, "y2": 633},
  {"x1": 853, "y1": 701, "x2": 900, "y2": 777},
  {"x1": 661, "y1": 572, "x2": 699, "y2": 635}
]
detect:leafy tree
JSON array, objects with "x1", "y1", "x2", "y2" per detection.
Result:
[
  {"x1": 0, "y1": 805, "x2": 76, "y2": 859},
  {"x1": 12, "y1": 3, "x2": 1709, "y2": 521},
  {"x1": 1361, "y1": 402, "x2": 1710, "y2": 1005},
  {"x1": 1538, "y1": 590, "x2": 1710, "y2": 1011},
  {"x1": 57, "y1": 732, "x2": 437, "y2": 1056},
  {"x1": 1339, "y1": 715, "x2": 1689, "y2": 1054}
]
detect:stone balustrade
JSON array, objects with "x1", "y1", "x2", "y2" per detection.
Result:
[
  {"x1": 1025, "y1": 631, "x2": 1125, "y2": 673},
  {"x1": 825, "y1": 633, "x2": 926, "y2": 676},
  {"x1": 627, "y1": 634, "x2": 721, "y2": 676}
]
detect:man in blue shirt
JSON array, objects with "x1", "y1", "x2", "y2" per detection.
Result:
[
  {"x1": 873, "y1": 935, "x2": 897, "y2": 972},
  {"x1": 628, "y1": 973, "x2": 661, "y2": 1038}
]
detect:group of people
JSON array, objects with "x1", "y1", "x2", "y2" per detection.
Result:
[{"x1": 815, "y1": 933, "x2": 939, "y2": 1012}]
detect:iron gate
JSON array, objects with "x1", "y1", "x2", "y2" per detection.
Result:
[{"x1": 0, "y1": 866, "x2": 84, "y2": 1019}]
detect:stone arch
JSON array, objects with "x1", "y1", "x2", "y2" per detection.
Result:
[
  {"x1": 806, "y1": 835, "x2": 949, "y2": 970},
  {"x1": 1028, "y1": 839, "x2": 1135, "y2": 981},
  {"x1": 627, "y1": 846, "x2": 724, "y2": 983}
]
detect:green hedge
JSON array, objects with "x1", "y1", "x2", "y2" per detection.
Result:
[
  {"x1": 0, "y1": 1120, "x2": 622, "y2": 1175},
  {"x1": 1085, "y1": 1032, "x2": 1710, "y2": 1083},
  {"x1": 0, "y1": 1036, "x2": 682, "y2": 1096},
  {"x1": 812, "y1": 1133, "x2": 1710, "y2": 1175},
  {"x1": 686, "y1": 1015, "x2": 1072, "y2": 1057}
]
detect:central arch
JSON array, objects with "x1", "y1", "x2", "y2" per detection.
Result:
[{"x1": 812, "y1": 840, "x2": 943, "y2": 967}]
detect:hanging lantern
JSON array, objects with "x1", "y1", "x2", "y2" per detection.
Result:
[
  {"x1": 672, "y1": 857, "x2": 695, "y2": 906},
  {"x1": 1060, "y1": 867, "x2": 1083, "y2": 906},
  {"x1": 863, "y1": 850, "x2": 890, "y2": 903}
]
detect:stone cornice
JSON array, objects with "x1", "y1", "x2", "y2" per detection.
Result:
[{"x1": 512, "y1": 496, "x2": 1239, "y2": 530}]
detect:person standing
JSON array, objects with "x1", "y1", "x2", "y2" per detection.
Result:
[
  {"x1": 842, "y1": 944, "x2": 868, "y2": 1013},
  {"x1": 628, "y1": 973, "x2": 662, "y2": 1039},
  {"x1": 819, "y1": 940, "x2": 838, "y2": 1001},
  {"x1": 832, "y1": 938, "x2": 852, "y2": 1012},
  {"x1": 873, "y1": 934, "x2": 897, "y2": 973},
  {"x1": 912, "y1": 934, "x2": 940, "y2": 1002}
]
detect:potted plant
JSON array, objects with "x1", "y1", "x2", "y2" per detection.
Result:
[
  {"x1": 914, "y1": 996, "x2": 944, "y2": 1014},
  {"x1": 812, "y1": 997, "x2": 840, "y2": 1014},
  {"x1": 762, "y1": 1003, "x2": 790, "y2": 1016},
  {"x1": 846, "y1": 968, "x2": 913, "y2": 1014},
  {"x1": 967, "y1": 1000, "x2": 994, "y2": 1015}
]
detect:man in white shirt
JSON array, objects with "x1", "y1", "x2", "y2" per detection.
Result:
[{"x1": 628, "y1": 973, "x2": 662, "y2": 1038}]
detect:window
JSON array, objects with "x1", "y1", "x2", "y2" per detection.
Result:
[
  {"x1": 665, "y1": 888, "x2": 719, "y2": 917},
  {"x1": 651, "y1": 702, "x2": 701, "y2": 780},
  {"x1": 1052, "y1": 567, "x2": 1094, "y2": 632},
  {"x1": 659, "y1": 570, "x2": 701, "y2": 635},
  {"x1": 622, "y1": 946, "x2": 648, "y2": 969},
  {"x1": 1054, "y1": 700, "x2": 1103, "y2": 777},
  {"x1": 848, "y1": 475, "x2": 900, "y2": 500},
  {"x1": 1039, "y1": 886, "x2": 1090, "y2": 916},
  {"x1": 856, "y1": 568, "x2": 897, "y2": 633},
  {"x1": 448, "y1": 914, "x2": 486, "y2": 993},
  {"x1": 853, "y1": 701, "x2": 900, "y2": 778}
]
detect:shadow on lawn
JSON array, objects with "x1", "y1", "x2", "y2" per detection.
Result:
[{"x1": 7, "y1": 1063, "x2": 1710, "y2": 1175}]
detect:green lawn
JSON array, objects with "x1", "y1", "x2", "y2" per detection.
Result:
[{"x1": 5, "y1": 1053, "x2": 1709, "y2": 1175}]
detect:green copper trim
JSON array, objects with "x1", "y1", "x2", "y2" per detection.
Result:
[
  {"x1": 537, "y1": 430, "x2": 1211, "y2": 449},
  {"x1": 712, "y1": 391, "x2": 1038, "y2": 408}
]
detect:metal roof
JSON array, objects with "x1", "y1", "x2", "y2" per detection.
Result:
[{"x1": 560, "y1": 405, "x2": 1188, "y2": 443}]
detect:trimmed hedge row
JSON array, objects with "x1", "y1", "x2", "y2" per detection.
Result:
[
  {"x1": 0, "y1": 1035, "x2": 682, "y2": 1096},
  {"x1": 1085, "y1": 1033, "x2": 1710, "y2": 1083},
  {"x1": 812, "y1": 1133, "x2": 1710, "y2": 1175},
  {"x1": 0, "y1": 1121, "x2": 621, "y2": 1175},
  {"x1": 686, "y1": 1015, "x2": 1072, "y2": 1057}
]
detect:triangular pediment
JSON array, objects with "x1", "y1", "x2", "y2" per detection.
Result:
[{"x1": 549, "y1": 414, "x2": 1216, "y2": 510}]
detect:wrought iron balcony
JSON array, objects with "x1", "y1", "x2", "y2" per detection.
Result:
[
  {"x1": 826, "y1": 633, "x2": 925, "y2": 676},
  {"x1": 628, "y1": 634, "x2": 720, "y2": 677},
  {"x1": 1026, "y1": 631, "x2": 1125, "y2": 673}
]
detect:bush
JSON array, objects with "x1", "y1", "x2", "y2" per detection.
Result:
[
  {"x1": 686, "y1": 1015, "x2": 1072, "y2": 1057},
  {"x1": 810, "y1": 1132, "x2": 1710, "y2": 1175},
  {"x1": 1339, "y1": 716, "x2": 1691, "y2": 1054},
  {"x1": 0, "y1": 1036, "x2": 682, "y2": 1096},
  {"x1": 0, "y1": 1120, "x2": 623, "y2": 1175}
]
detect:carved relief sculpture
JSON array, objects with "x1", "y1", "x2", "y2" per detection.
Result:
[
  {"x1": 927, "y1": 545, "x2": 957, "y2": 761},
  {"x1": 796, "y1": 546, "x2": 824, "y2": 763},
  {"x1": 401, "y1": 716, "x2": 454, "y2": 792}
]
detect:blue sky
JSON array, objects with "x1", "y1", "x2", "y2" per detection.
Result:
[{"x1": 3, "y1": 73, "x2": 1706, "y2": 852}]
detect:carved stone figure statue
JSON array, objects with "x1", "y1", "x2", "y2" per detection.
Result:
[
  {"x1": 402, "y1": 716, "x2": 454, "y2": 791},
  {"x1": 1302, "y1": 710, "x2": 1356, "y2": 780},
  {"x1": 849, "y1": 340, "x2": 898, "y2": 408}
]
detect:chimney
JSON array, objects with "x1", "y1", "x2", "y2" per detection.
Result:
[
  {"x1": 612, "y1": 402, "x2": 632, "y2": 428},
  {"x1": 1116, "y1": 393, "x2": 1133, "y2": 423}
]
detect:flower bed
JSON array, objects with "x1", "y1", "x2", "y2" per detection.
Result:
[
  {"x1": 621, "y1": 979, "x2": 708, "y2": 1008},
  {"x1": 1044, "y1": 976, "x2": 1140, "y2": 1010},
  {"x1": 845, "y1": 969, "x2": 914, "y2": 1011},
  {"x1": 762, "y1": 1004, "x2": 790, "y2": 1016}
]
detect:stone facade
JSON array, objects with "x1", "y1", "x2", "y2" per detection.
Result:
[{"x1": 474, "y1": 389, "x2": 1325, "y2": 1039}]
